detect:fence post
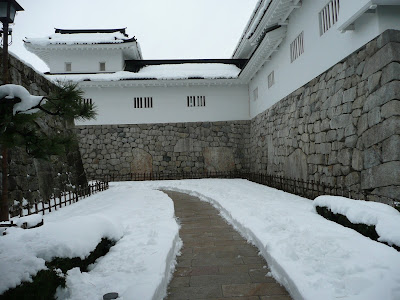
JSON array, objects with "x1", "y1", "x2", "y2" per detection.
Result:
[{"x1": 48, "y1": 197, "x2": 52, "y2": 213}]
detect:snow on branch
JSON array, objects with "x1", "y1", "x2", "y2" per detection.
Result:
[{"x1": 0, "y1": 84, "x2": 46, "y2": 115}]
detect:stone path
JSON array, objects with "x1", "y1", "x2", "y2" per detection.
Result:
[{"x1": 163, "y1": 191, "x2": 292, "y2": 300}]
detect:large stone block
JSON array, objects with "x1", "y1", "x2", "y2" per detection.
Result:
[
  {"x1": 361, "y1": 161, "x2": 400, "y2": 189},
  {"x1": 283, "y1": 149, "x2": 308, "y2": 180},
  {"x1": 361, "y1": 116, "x2": 400, "y2": 148},
  {"x1": 363, "y1": 146, "x2": 382, "y2": 169},
  {"x1": 203, "y1": 147, "x2": 235, "y2": 172},
  {"x1": 381, "y1": 62, "x2": 400, "y2": 85},
  {"x1": 174, "y1": 138, "x2": 197, "y2": 153},
  {"x1": 382, "y1": 135, "x2": 400, "y2": 162},
  {"x1": 367, "y1": 107, "x2": 381, "y2": 128},
  {"x1": 372, "y1": 186, "x2": 400, "y2": 201},
  {"x1": 362, "y1": 42, "x2": 400, "y2": 80},
  {"x1": 130, "y1": 148, "x2": 153, "y2": 173},
  {"x1": 381, "y1": 100, "x2": 400, "y2": 120},
  {"x1": 338, "y1": 149, "x2": 352, "y2": 166},
  {"x1": 330, "y1": 114, "x2": 353, "y2": 129},
  {"x1": 363, "y1": 81, "x2": 400, "y2": 112},
  {"x1": 352, "y1": 149, "x2": 363, "y2": 171},
  {"x1": 377, "y1": 29, "x2": 400, "y2": 49},
  {"x1": 345, "y1": 172, "x2": 360, "y2": 187},
  {"x1": 367, "y1": 71, "x2": 382, "y2": 94}
]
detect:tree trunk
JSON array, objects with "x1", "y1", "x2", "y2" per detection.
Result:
[{"x1": 0, "y1": 148, "x2": 9, "y2": 221}]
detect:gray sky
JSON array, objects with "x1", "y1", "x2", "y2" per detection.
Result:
[{"x1": 9, "y1": 0, "x2": 258, "y2": 72}]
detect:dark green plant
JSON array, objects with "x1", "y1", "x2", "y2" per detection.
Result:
[
  {"x1": 316, "y1": 205, "x2": 399, "y2": 252},
  {"x1": 0, "y1": 81, "x2": 97, "y2": 221},
  {"x1": 0, "y1": 238, "x2": 115, "y2": 300}
]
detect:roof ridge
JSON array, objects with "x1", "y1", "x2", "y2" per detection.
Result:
[{"x1": 54, "y1": 28, "x2": 128, "y2": 36}]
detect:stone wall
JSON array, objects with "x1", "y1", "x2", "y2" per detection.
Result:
[
  {"x1": 76, "y1": 30, "x2": 399, "y2": 204},
  {"x1": 248, "y1": 30, "x2": 400, "y2": 204},
  {"x1": 0, "y1": 52, "x2": 87, "y2": 206},
  {"x1": 77, "y1": 121, "x2": 250, "y2": 176}
]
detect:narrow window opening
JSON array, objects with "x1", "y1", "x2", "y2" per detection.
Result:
[
  {"x1": 99, "y1": 62, "x2": 106, "y2": 71},
  {"x1": 268, "y1": 71, "x2": 275, "y2": 89},
  {"x1": 319, "y1": 0, "x2": 340, "y2": 35},
  {"x1": 253, "y1": 88, "x2": 258, "y2": 101},
  {"x1": 65, "y1": 62, "x2": 72, "y2": 72},
  {"x1": 290, "y1": 32, "x2": 304, "y2": 63},
  {"x1": 134, "y1": 97, "x2": 153, "y2": 109},
  {"x1": 82, "y1": 98, "x2": 93, "y2": 106},
  {"x1": 187, "y1": 96, "x2": 206, "y2": 107}
]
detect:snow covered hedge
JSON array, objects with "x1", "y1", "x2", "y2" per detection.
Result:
[
  {"x1": 314, "y1": 196, "x2": 400, "y2": 250},
  {"x1": 0, "y1": 185, "x2": 181, "y2": 300}
]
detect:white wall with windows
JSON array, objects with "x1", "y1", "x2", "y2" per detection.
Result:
[
  {"x1": 76, "y1": 83, "x2": 249, "y2": 125},
  {"x1": 46, "y1": 48, "x2": 124, "y2": 73},
  {"x1": 248, "y1": 0, "x2": 400, "y2": 118}
]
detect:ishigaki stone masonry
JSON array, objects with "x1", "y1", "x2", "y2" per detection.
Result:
[{"x1": 77, "y1": 30, "x2": 400, "y2": 205}]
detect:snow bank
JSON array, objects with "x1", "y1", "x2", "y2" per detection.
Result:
[
  {"x1": 48, "y1": 63, "x2": 241, "y2": 82},
  {"x1": 60, "y1": 185, "x2": 181, "y2": 300},
  {"x1": 121, "y1": 179, "x2": 400, "y2": 300},
  {"x1": 0, "y1": 185, "x2": 180, "y2": 300},
  {"x1": 13, "y1": 214, "x2": 43, "y2": 228},
  {"x1": 0, "y1": 214, "x2": 121, "y2": 294},
  {"x1": 314, "y1": 195, "x2": 400, "y2": 247},
  {"x1": 0, "y1": 84, "x2": 45, "y2": 115}
]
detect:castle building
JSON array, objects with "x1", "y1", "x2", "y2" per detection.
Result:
[
  {"x1": 24, "y1": 0, "x2": 400, "y2": 203},
  {"x1": 24, "y1": 0, "x2": 400, "y2": 125}
]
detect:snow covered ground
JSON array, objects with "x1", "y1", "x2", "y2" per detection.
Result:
[
  {"x1": 0, "y1": 185, "x2": 181, "y2": 300},
  {"x1": 1, "y1": 179, "x2": 399, "y2": 300},
  {"x1": 127, "y1": 179, "x2": 400, "y2": 300}
]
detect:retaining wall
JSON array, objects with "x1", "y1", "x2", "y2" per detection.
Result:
[
  {"x1": 0, "y1": 52, "x2": 87, "y2": 205},
  {"x1": 77, "y1": 121, "x2": 250, "y2": 176},
  {"x1": 249, "y1": 30, "x2": 400, "y2": 204}
]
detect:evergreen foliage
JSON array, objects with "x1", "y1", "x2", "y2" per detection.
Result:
[
  {"x1": 0, "y1": 81, "x2": 97, "y2": 221},
  {"x1": 0, "y1": 81, "x2": 96, "y2": 159},
  {"x1": 0, "y1": 238, "x2": 115, "y2": 300},
  {"x1": 316, "y1": 205, "x2": 400, "y2": 252}
]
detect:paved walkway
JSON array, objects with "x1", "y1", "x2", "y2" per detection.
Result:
[{"x1": 163, "y1": 191, "x2": 292, "y2": 300}]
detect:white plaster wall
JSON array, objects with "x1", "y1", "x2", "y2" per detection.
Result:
[
  {"x1": 47, "y1": 49, "x2": 124, "y2": 73},
  {"x1": 75, "y1": 84, "x2": 250, "y2": 125},
  {"x1": 249, "y1": 0, "x2": 400, "y2": 118}
]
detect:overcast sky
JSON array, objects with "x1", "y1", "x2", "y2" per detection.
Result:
[{"x1": 9, "y1": 0, "x2": 258, "y2": 72}]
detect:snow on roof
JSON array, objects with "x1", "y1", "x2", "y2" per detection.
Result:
[
  {"x1": 0, "y1": 84, "x2": 45, "y2": 115},
  {"x1": 48, "y1": 63, "x2": 241, "y2": 82},
  {"x1": 25, "y1": 31, "x2": 136, "y2": 47}
]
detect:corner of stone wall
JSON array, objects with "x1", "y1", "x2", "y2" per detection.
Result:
[
  {"x1": 0, "y1": 52, "x2": 88, "y2": 207},
  {"x1": 248, "y1": 29, "x2": 400, "y2": 204}
]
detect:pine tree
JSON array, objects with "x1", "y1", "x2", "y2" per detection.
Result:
[{"x1": 0, "y1": 82, "x2": 96, "y2": 221}]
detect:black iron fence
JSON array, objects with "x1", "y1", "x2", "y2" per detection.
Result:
[
  {"x1": 95, "y1": 171, "x2": 237, "y2": 183},
  {"x1": 86, "y1": 171, "x2": 395, "y2": 203},
  {"x1": 9, "y1": 181, "x2": 109, "y2": 218}
]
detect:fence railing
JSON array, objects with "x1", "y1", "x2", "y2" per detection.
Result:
[
  {"x1": 238, "y1": 172, "x2": 369, "y2": 201},
  {"x1": 9, "y1": 181, "x2": 109, "y2": 218},
  {"x1": 96, "y1": 171, "x2": 238, "y2": 183},
  {"x1": 87, "y1": 171, "x2": 396, "y2": 204}
]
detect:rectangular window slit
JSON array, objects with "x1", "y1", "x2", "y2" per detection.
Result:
[
  {"x1": 187, "y1": 96, "x2": 205, "y2": 107},
  {"x1": 320, "y1": 0, "x2": 340, "y2": 35},
  {"x1": 134, "y1": 97, "x2": 153, "y2": 109}
]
